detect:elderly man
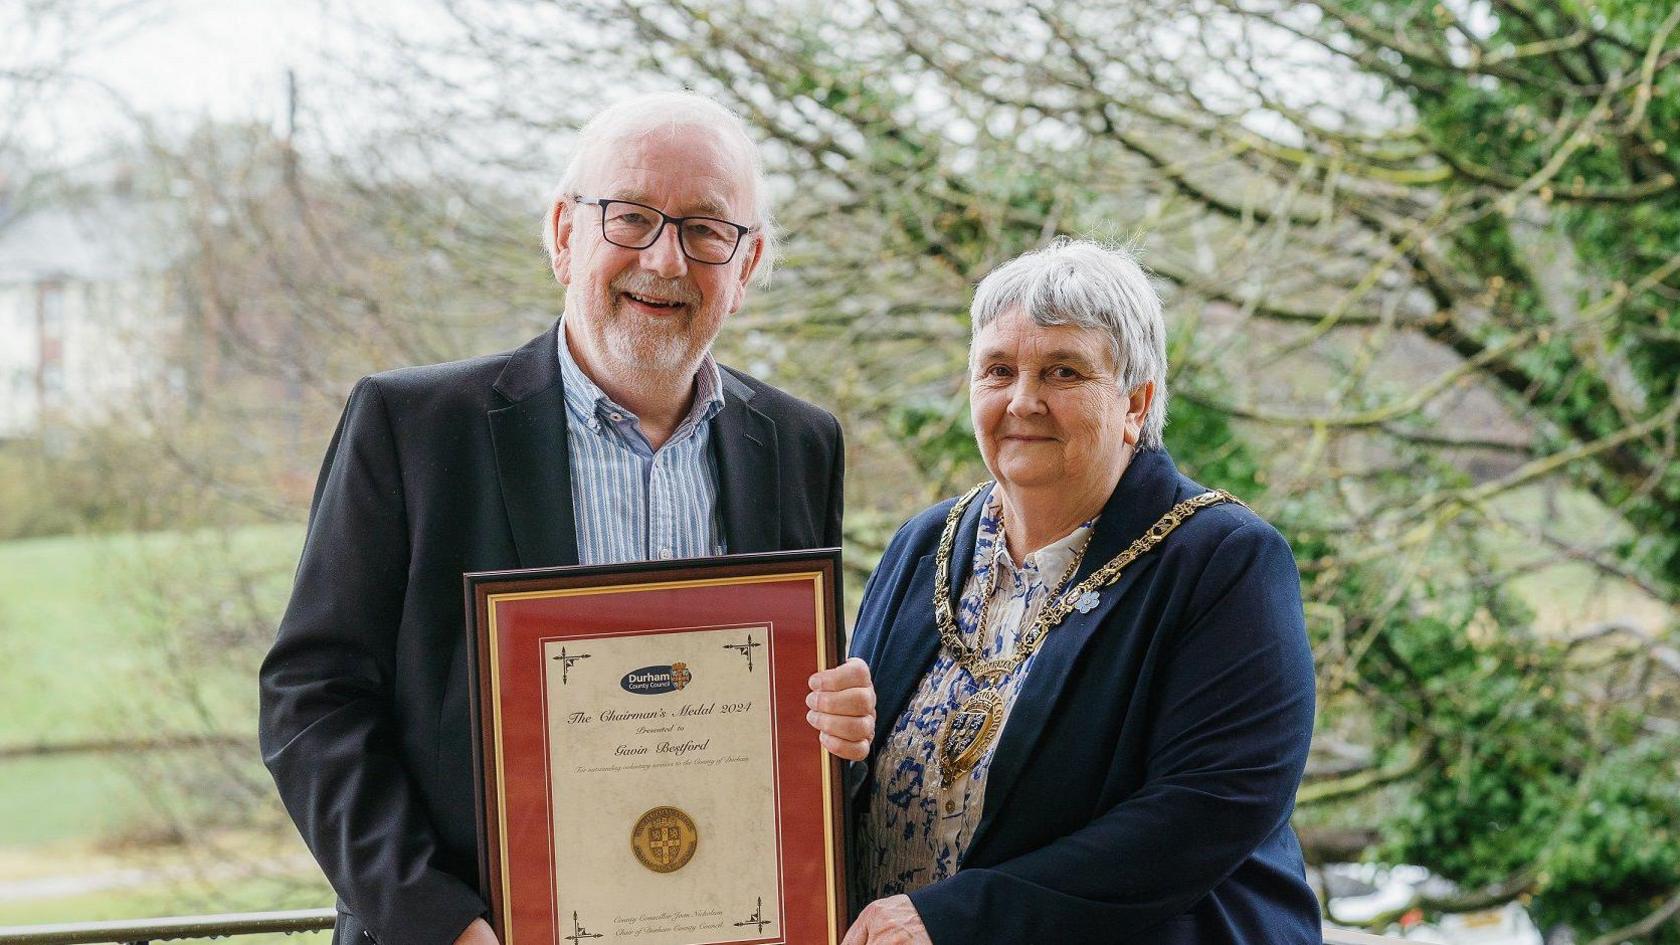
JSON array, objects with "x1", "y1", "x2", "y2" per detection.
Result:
[
  {"x1": 259, "y1": 92, "x2": 876, "y2": 945},
  {"x1": 845, "y1": 239, "x2": 1319, "y2": 944}
]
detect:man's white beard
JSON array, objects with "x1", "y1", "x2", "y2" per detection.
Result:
[
  {"x1": 595, "y1": 269, "x2": 710, "y2": 377},
  {"x1": 603, "y1": 302, "x2": 703, "y2": 376}
]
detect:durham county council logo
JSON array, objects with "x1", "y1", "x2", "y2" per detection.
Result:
[{"x1": 620, "y1": 662, "x2": 693, "y2": 695}]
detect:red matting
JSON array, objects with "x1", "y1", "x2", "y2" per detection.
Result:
[{"x1": 467, "y1": 553, "x2": 845, "y2": 945}]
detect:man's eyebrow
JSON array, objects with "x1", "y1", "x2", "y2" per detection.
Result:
[
  {"x1": 685, "y1": 196, "x2": 733, "y2": 217},
  {"x1": 610, "y1": 190, "x2": 733, "y2": 218}
]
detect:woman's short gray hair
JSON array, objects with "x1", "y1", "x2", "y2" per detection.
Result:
[
  {"x1": 540, "y1": 91, "x2": 778, "y2": 283},
  {"x1": 970, "y1": 238, "x2": 1168, "y2": 449}
]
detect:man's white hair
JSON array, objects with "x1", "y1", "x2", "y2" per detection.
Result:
[
  {"x1": 541, "y1": 91, "x2": 778, "y2": 282},
  {"x1": 970, "y1": 237, "x2": 1169, "y2": 449}
]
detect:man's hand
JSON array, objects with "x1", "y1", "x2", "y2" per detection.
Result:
[
  {"x1": 807, "y1": 656, "x2": 876, "y2": 761},
  {"x1": 453, "y1": 918, "x2": 499, "y2": 945},
  {"x1": 842, "y1": 895, "x2": 932, "y2": 945}
]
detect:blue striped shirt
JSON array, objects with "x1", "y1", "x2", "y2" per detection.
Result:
[{"x1": 557, "y1": 321, "x2": 726, "y2": 565}]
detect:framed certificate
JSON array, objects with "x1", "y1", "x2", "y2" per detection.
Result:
[{"x1": 465, "y1": 550, "x2": 847, "y2": 945}]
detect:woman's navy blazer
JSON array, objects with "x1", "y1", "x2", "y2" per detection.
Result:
[{"x1": 848, "y1": 448, "x2": 1321, "y2": 945}]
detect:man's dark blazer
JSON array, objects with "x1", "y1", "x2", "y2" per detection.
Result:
[
  {"x1": 258, "y1": 322, "x2": 844, "y2": 945},
  {"x1": 847, "y1": 448, "x2": 1319, "y2": 945}
]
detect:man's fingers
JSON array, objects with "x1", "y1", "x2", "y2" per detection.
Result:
[
  {"x1": 819, "y1": 731, "x2": 871, "y2": 761},
  {"x1": 806, "y1": 659, "x2": 876, "y2": 761},
  {"x1": 809, "y1": 657, "x2": 872, "y2": 691},
  {"x1": 808, "y1": 710, "x2": 875, "y2": 742},
  {"x1": 805, "y1": 686, "x2": 876, "y2": 715}
]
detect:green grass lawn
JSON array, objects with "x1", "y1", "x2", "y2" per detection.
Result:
[
  {"x1": 0, "y1": 525, "x2": 303, "y2": 749},
  {"x1": 0, "y1": 523, "x2": 310, "y2": 910},
  {"x1": 0, "y1": 866, "x2": 333, "y2": 940},
  {"x1": 0, "y1": 753, "x2": 151, "y2": 847}
]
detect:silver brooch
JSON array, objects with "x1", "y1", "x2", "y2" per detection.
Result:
[{"x1": 1071, "y1": 590, "x2": 1100, "y2": 614}]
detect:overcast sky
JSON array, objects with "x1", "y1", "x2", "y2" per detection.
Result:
[
  {"x1": 98, "y1": 1, "x2": 334, "y2": 117},
  {"x1": 21, "y1": 0, "x2": 423, "y2": 159}
]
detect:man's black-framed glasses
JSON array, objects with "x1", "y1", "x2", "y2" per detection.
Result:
[{"x1": 574, "y1": 195, "x2": 757, "y2": 266}]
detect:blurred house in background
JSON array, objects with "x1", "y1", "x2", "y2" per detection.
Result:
[{"x1": 0, "y1": 169, "x2": 184, "y2": 443}]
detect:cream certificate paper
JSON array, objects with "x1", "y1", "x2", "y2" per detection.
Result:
[{"x1": 544, "y1": 625, "x2": 781, "y2": 945}]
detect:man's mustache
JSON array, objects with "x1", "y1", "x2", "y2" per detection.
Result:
[{"x1": 612, "y1": 273, "x2": 700, "y2": 305}]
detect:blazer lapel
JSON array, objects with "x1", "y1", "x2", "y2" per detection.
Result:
[
  {"x1": 855, "y1": 489, "x2": 988, "y2": 802},
  {"x1": 966, "y1": 450, "x2": 1190, "y2": 859},
  {"x1": 488, "y1": 323, "x2": 580, "y2": 568},
  {"x1": 964, "y1": 580, "x2": 1128, "y2": 858},
  {"x1": 904, "y1": 484, "x2": 987, "y2": 741},
  {"x1": 865, "y1": 554, "x2": 944, "y2": 750},
  {"x1": 711, "y1": 372, "x2": 780, "y2": 554}
]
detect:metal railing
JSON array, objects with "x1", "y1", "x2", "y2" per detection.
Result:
[
  {"x1": 0, "y1": 910, "x2": 334, "y2": 945},
  {"x1": 0, "y1": 911, "x2": 1415, "y2": 945}
]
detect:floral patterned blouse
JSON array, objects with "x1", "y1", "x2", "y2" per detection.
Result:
[{"x1": 857, "y1": 490, "x2": 1096, "y2": 901}]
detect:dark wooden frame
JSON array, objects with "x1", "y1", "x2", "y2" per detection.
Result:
[{"x1": 465, "y1": 549, "x2": 848, "y2": 945}]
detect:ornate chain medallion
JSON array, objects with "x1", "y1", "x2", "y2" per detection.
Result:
[
  {"x1": 937, "y1": 688, "x2": 1005, "y2": 782},
  {"x1": 931, "y1": 484, "x2": 1239, "y2": 785}
]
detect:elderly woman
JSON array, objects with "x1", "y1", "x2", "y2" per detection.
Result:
[{"x1": 840, "y1": 240, "x2": 1319, "y2": 945}]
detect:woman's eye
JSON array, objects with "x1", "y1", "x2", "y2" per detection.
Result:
[{"x1": 1049, "y1": 366, "x2": 1080, "y2": 380}]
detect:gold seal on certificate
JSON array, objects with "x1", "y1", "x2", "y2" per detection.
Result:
[{"x1": 632, "y1": 806, "x2": 699, "y2": 874}]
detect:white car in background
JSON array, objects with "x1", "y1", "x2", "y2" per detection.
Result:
[{"x1": 1321, "y1": 864, "x2": 1543, "y2": 945}]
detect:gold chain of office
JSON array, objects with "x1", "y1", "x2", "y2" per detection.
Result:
[
  {"x1": 931, "y1": 484, "x2": 1241, "y2": 678},
  {"x1": 930, "y1": 483, "x2": 1241, "y2": 783}
]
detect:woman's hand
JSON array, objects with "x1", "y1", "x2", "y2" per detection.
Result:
[{"x1": 841, "y1": 895, "x2": 933, "y2": 945}]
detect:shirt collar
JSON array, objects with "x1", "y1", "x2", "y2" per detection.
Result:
[
  {"x1": 973, "y1": 490, "x2": 1097, "y2": 589},
  {"x1": 556, "y1": 317, "x2": 726, "y2": 430}
]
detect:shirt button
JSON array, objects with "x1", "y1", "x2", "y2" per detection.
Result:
[
  {"x1": 945, "y1": 800, "x2": 957, "y2": 814},
  {"x1": 659, "y1": 548, "x2": 673, "y2": 559},
  {"x1": 608, "y1": 411, "x2": 623, "y2": 421}
]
